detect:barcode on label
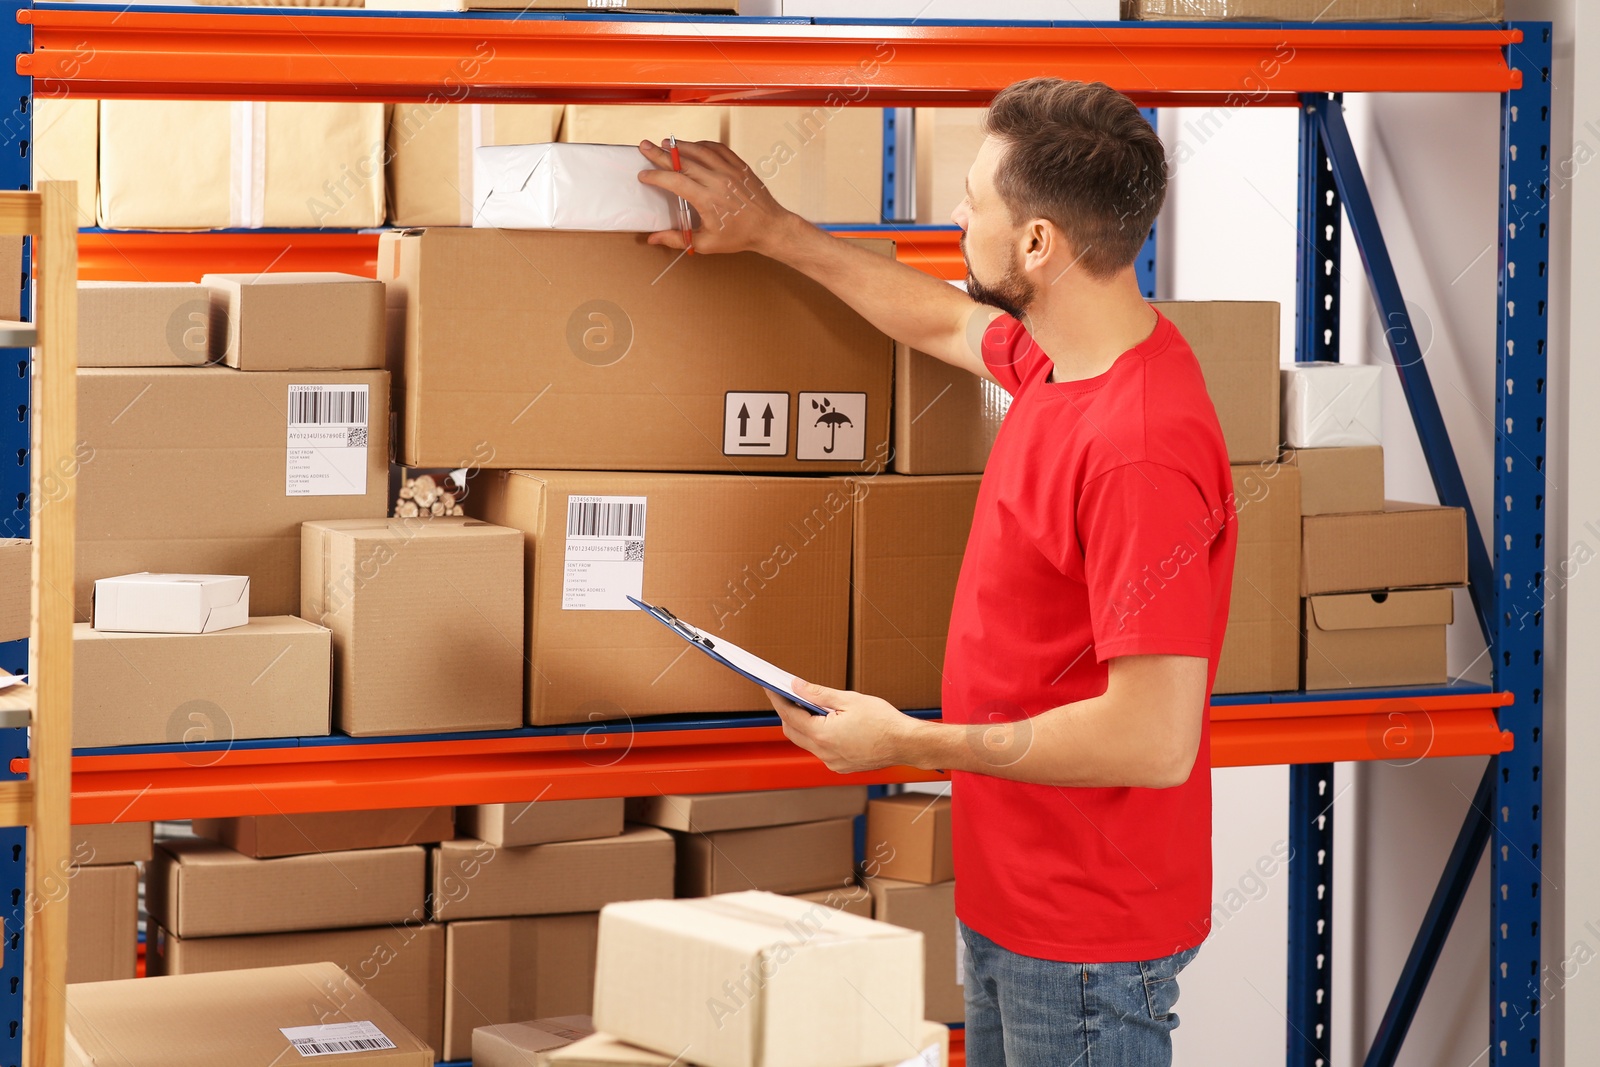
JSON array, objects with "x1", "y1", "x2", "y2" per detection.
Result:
[
  {"x1": 289, "y1": 1036, "x2": 395, "y2": 1057},
  {"x1": 568, "y1": 500, "x2": 646, "y2": 538},
  {"x1": 280, "y1": 1020, "x2": 396, "y2": 1059},
  {"x1": 289, "y1": 387, "x2": 368, "y2": 426}
]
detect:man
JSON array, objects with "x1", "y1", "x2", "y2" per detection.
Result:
[{"x1": 640, "y1": 78, "x2": 1234, "y2": 1066}]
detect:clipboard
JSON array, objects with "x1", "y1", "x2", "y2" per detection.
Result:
[{"x1": 628, "y1": 596, "x2": 830, "y2": 716}]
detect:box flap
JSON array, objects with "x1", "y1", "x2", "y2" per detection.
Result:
[{"x1": 1308, "y1": 588, "x2": 1455, "y2": 631}]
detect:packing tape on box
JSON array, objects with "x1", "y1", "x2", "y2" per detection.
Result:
[{"x1": 229, "y1": 101, "x2": 267, "y2": 229}]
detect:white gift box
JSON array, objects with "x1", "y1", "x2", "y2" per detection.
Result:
[
  {"x1": 472, "y1": 142, "x2": 683, "y2": 233},
  {"x1": 92, "y1": 573, "x2": 250, "y2": 634},
  {"x1": 1280, "y1": 362, "x2": 1383, "y2": 448}
]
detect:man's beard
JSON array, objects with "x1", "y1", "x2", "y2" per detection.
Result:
[{"x1": 963, "y1": 239, "x2": 1035, "y2": 322}]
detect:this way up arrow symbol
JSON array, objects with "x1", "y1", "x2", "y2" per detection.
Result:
[
  {"x1": 737, "y1": 403, "x2": 750, "y2": 437},
  {"x1": 761, "y1": 403, "x2": 775, "y2": 437}
]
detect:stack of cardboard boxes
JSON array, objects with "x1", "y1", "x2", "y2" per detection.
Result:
[{"x1": 66, "y1": 821, "x2": 150, "y2": 984}]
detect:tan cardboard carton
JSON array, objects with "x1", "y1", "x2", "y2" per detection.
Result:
[
  {"x1": 34, "y1": 97, "x2": 97, "y2": 229},
  {"x1": 1156, "y1": 301, "x2": 1281, "y2": 464},
  {"x1": 1214, "y1": 464, "x2": 1300, "y2": 694},
  {"x1": 192, "y1": 806, "x2": 454, "y2": 858},
  {"x1": 301, "y1": 517, "x2": 524, "y2": 735},
  {"x1": 71, "y1": 821, "x2": 153, "y2": 865},
  {"x1": 593, "y1": 892, "x2": 924, "y2": 1067},
  {"x1": 66, "y1": 863, "x2": 137, "y2": 984},
  {"x1": 1124, "y1": 0, "x2": 1502, "y2": 20},
  {"x1": 726, "y1": 106, "x2": 883, "y2": 224},
  {"x1": 674, "y1": 817, "x2": 856, "y2": 897},
  {"x1": 1301, "y1": 503, "x2": 1468, "y2": 594},
  {"x1": 892, "y1": 342, "x2": 1007, "y2": 475},
  {"x1": 77, "y1": 367, "x2": 391, "y2": 619},
  {"x1": 145, "y1": 838, "x2": 427, "y2": 938},
  {"x1": 380, "y1": 228, "x2": 892, "y2": 472},
  {"x1": 1283, "y1": 446, "x2": 1386, "y2": 516},
  {"x1": 1303, "y1": 588, "x2": 1454, "y2": 689},
  {"x1": 205, "y1": 272, "x2": 385, "y2": 371},
  {"x1": 388, "y1": 103, "x2": 565, "y2": 226},
  {"x1": 148, "y1": 923, "x2": 446, "y2": 1058},
  {"x1": 548, "y1": 1028, "x2": 948, "y2": 1067},
  {"x1": 78, "y1": 282, "x2": 213, "y2": 368},
  {"x1": 866, "y1": 793, "x2": 953, "y2": 885},
  {"x1": 791, "y1": 883, "x2": 873, "y2": 917},
  {"x1": 625, "y1": 785, "x2": 867, "y2": 833},
  {"x1": 461, "y1": 798, "x2": 625, "y2": 848},
  {"x1": 865, "y1": 878, "x2": 963, "y2": 1024},
  {"x1": 474, "y1": 1017, "x2": 596, "y2": 1067},
  {"x1": 63, "y1": 963, "x2": 434, "y2": 1067},
  {"x1": 444, "y1": 915, "x2": 599, "y2": 1061},
  {"x1": 475, "y1": 471, "x2": 852, "y2": 724},
  {"x1": 0, "y1": 539, "x2": 27, "y2": 642},
  {"x1": 915, "y1": 109, "x2": 986, "y2": 226},
  {"x1": 559, "y1": 105, "x2": 725, "y2": 146},
  {"x1": 73, "y1": 617, "x2": 331, "y2": 749},
  {"x1": 430, "y1": 827, "x2": 674, "y2": 921}
]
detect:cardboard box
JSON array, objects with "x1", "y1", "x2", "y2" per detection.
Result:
[
  {"x1": 1213, "y1": 464, "x2": 1301, "y2": 695},
  {"x1": 145, "y1": 838, "x2": 427, "y2": 938},
  {"x1": 66, "y1": 863, "x2": 137, "y2": 984},
  {"x1": 73, "y1": 617, "x2": 331, "y2": 749},
  {"x1": 1301, "y1": 503, "x2": 1467, "y2": 594},
  {"x1": 1283, "y1": 447, "x2": 1385, "y2": 516},
  {"x1": 675, "y1": 817, "x2": 856, "y2": 897},
  {"x1": 148, "y1": 923, "x2": 447, "y2": 1058},
  {"x1": 205, "y1": 272, "x2": 385, "y2": 371},
  {"x1": 0, "y1": 539, "x2": 27, "y2": 643},
  {"x1": 915, "y1": 109, "x2": 986, "y2": 226},
  {"x1": 791, "y1": 884, "x2": 873, "y2": 918},
  {"x1": 849, "y1": 474, "x2": 979, "y2": 709},
  {"x1": 388, "y1": 103, "x2": 565, "y2": 226},
  {"x1": 726, "y1": 107, "x2": 883, "y2": 224},
  {"x1": 192, "y1": 806, "x2": 455, "y2": 858},
  {"x1": 474, "y1": 1018, "x2": 597, "y2": 1067},
  {"x1": 92, "y1": 572, "x2": 249, "y2": 634},
  {"x1": 63, "y1": 963, "x2": 434, "y2": 1067},
  {"x1": 864, "y1": 878, "x2": 962, "y2": 1024},
  {"x1": 865, "y1": 793, "x2": 953, "y2": 885},
  {"x1": 35, "y1": 97, "x2": 97, "y2": 229},
  {"x1": 1281, "y1": 362, "x2": 1383, "y2": 448},
  {"x1": 71, "y1": 822, "x2": 153, "y2": 866},
  {"x1": 301, "y1": 517, "x2": 524, "y2": 735},
  {"x1": 625, "y1": 785, "x2": 867, "y2": 833},
  {"x1": 475, "y1": 143, "x2": 681, "y2": 232},
  {"x1": 593, "y1": 891, "x2": 924, "y2": 1067},
  {"x1": 1157, "y1": 301, "x2": 1281, "y2": 464},
  {"x1": 559, "y1": 105, "x2": 726, "y2": 146},
  {"x1": 444, "y1": 915, "x2": 599, "y2": 1061},
  {"x1": 78, "y1": 282, "x2": 213, "y2": 368},
  {"x1": 1303, "y1": 588, "x2": 1453, "y2": 689},
  {"x1": 1124, "y1": 0, "x2": 1502, "y2": 20},
  {"x1": 98, "y1": 101, "x2": 385, "y2": 229},
  {"x1": 461, "y1": 798, "x2": 625, "y2": 848},
  {"x1": 430, "y1": 827, "x2": 674, "y2": 921},
  {"x1": 380, "y1": 228, "x2": 892, "y2": 472},
  {"x1": 892, "y1": 343, "x2": 1008, "y2": 475},
  {"x1": 475, "y1": 471, "x2": 853, "y2": 724},
  {"x1": 77, "y1": 367, "x2": 391, "y2": 620}
]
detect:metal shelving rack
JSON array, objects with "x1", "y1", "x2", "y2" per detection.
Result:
[{"x1": 0, "y1": 8, "x2": 1548, "y2": 1067}]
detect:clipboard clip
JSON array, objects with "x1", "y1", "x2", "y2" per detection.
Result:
[{"x1": 650, "y1": 602, "x2": 715, "y2": 651}]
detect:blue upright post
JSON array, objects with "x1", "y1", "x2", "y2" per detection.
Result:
[
  {"x1": 1137, "y1": 107, "x2": 1158, "y2": 300},
  {"x1": 882, "y1": 108, "x2": 896, "y2": 223}
]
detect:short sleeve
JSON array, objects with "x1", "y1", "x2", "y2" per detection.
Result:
[
  {"x1": 1078, "y1": 461, "x2": 1224, "y2": 662},
  {"x1": 981, "y1": 314, "x2": 1046, "y2": 396}
]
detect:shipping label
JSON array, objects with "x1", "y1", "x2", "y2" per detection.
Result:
[
  {"x1": 280, "y1": 1021, "x2": 396, "y2": 1058},
  {"x1": 562, "y1": 495, "x2": 646, "y2": 610},
  {"x1": 286, "y1": 384, "x2": 369, "y2": 497}
]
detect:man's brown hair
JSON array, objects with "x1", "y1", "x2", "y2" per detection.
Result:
[{"x1": 982, "y1": 78, "x2": 1167, "y2": 279}]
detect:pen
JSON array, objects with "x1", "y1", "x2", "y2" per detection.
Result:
[{"x1": 666, "y1": 133, "x2": 694, "y2": 255}]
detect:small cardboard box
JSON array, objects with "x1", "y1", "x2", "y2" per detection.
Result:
[
  {"x1": 475, "y1": 471, "x2": 852, "y2": 725},
  {"x1": 625, "y1": 786, "x2": 867, "y2": 833},
  {"x1": 674, "y1": 817, "x2": 856, "y2": 897},
  {"x1": 0, "y1": 539, "x2": 27, "y2": 642},
  {"x1": 301, "y1": 518, "x2": 524, "y2": 735},
  {"x1": 1124, "y1": 0, "x2": 1502, "y2": 20},
  {"x1": 1281, "y1": 362, "x2": 1383, "y2": 448},
  {"x1": 915, "y1": 109, "x2": 987, "y2": 226},
  {"x1": 1283, "y1": 447, "x2": 1385, "y2": 516},
  {"x1": 550, "y1": 1027, "x2": 950, "y2": 1067},
  {"x1": 78, "y1": 281, "x2": 213, "y2": 368},
  {"x1": 474, "y1": 143, "x2": 680, "y2": 232},
  {"x1": 388, "y1": 103, "x2": 564, "y2": 226},
  {"x1": 73, "y1": 617, "x2": 331, "y2": 749},
  {"x1": 866, "y1": 793, "x2": 953, "y2": 885},
  {"x1": 559, "y1": 105, "x2": 726, "y2": 146},
  {"x1": 594, "y1": 891, "x2": 924, "y2": 1067},
  {"x1": 66, "y1": 863, "x2": 137, "y2": 984},
  {"x1": 891, "y1": 342, "x2": 1008, "y2": 475},
  {"x1": 34, "y1": 97, "x2": 97, "y2": 229},
  {"x1": 474, "y1": 1017, "x2": 596, "y2": 1067},
  {"x1": 430, "y1": 827, "x2": 674, "y2": 921},
  {"x1": 461, "y1": 798, "x2": 625, "y2": 848},
  {"x1": 1303, "y1": 588, "x2": 1453, "y2": 690},
  {"x1": 444, "y1": 916, "x2": 599, "y2": 1061},
  {"x1": 725, "y1": 107, "x2": 883, "y2": 225},
  {"x1": 145, "y1": 838, "x2": 427, "y2": 938},
  {"x1": 71, "y1": 822, "x2": 153, "y2": 866},
  {"x1": 63, "y1": 963, "x2": 434, "y2": 1067},
  {"x1": 791, "y1": 884, "x2": 873, "y2": 918},
  {"x1": 849, "y1": 474, "x2": 979, "y2": 709},
  {"x1": 1213, "y1": 464, "x2": 1300, "y2": 695},
  {"x1": 192, "y1": 806, "x2": 454, "y2": 858},
  {"x1": 205, "y1": 272, "x2": 385, "y2": 371},
  {"x1": 92, "y1": 572, "x2": 249, "y2": 634},
  {"x1": 148, "y1": 923, "x2": 446, "y2": 1058},
  {"x1": 1158, "y1": 301, "x2": 1281, "y2": 464},
  {"x1": 864, "y1": 878, "x2": 962, "y2": 1024},
  {"x1": 1301, "y1": 503, "x2": 1467, "y2": 594}
]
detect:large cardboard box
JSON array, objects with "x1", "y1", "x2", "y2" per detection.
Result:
[
  {"x1": 34, "y1": 97, "x2": 97, "y2": 229},
  {"x1": 865, "y1": 878, "x2": 962, "y2": 1024},
  {"x1": 792, "y1": 883, "x2": 873, "y2": 918},
  {"x1": 205, "y1": 273, "x2": 385, "y2": 371},
  {"x1": 79, "y1": 282, "x2": 213, "y2": 368},
  {"x1": 915, "y1": 109, "x2": 986, "y2": 226},
  {"x1": 148, "y1": 923, "x2": 447, "y2": 1058},
  {"x1": 430, "y1": 827, "x2": 674, "y2": 921},
  {"x1": 0, "y1": 539, "x2": 26, "y2": 642},
  {"x1": 892, "y1": 343, "x2": 1007, "y2": 475},
  {"x1": 625, "y1": 785, "x2": 867, "y2": 833},
  {"x1": 145, "y1": 838, "x2": 427, "y2": 937},
  {"x1": 475, "y1": 471, "x2": 853, "y2": 724},
  {"x1": 726, "y1": 107, "x2": 883, "y2": 224},
  {"x1": 849, "y1": 474, "x2": 979, "y2": 710},
  {"x1": 192, "y1": 806, "x2": 454, "y2": 858},
  {"x1": 1156, "y1": 301, "x2": 1281, "y2": 464},
  {"x1": 462, "y1": 798, "x2": 625, "y2": 848},
  {"x1": 474, "y1": 1018, "x2": 596, "y2": 1067},
  {"x1": 865, "y1": 793, "x2": 953, "y2": 885},
  {"x1": 593, "y1": 892, "x2": 924, "y2": 1067},
  {"x1": 66, "y1": 863, "x2": 137, "y2": 984},
  {"x1": 77, "y1": 367, "x2": 390, "y2": 619},
  {"x1": 71, "y1": 821, "x2": 153, "y2": 866},
  {"x1": 674, "y1": 817, "x2": 856, "y2": 897},
  {"x1": 63, "y1": 963, "x2": 434, "y2": 1067},
  {"x1": 98, "y1": 101, "x2": 385, "y2": 229},
  {"x1": 443, "y1": 914, "x2": 599, "y2": 1061},
  {"x1": 547, "y1": 1028, "x2": 949, "y2": 1067},
  {"x1": 1283, "y1": 447, "x2": 1385, "y2": 516},
  {"x1": 380, "y1": 228, "x2": 892, "y2": 472},
  {"x1": 1301, "y1": 503, "x2": 1468, "y2": 594},
  {"x1": 1303, "y1": 588, "x2": 1453, "y2": 690},
  {"x1": 388, "y1": 103, "x2": 564, "y2": 226},
  {"x1": 73, "y1": 617, "x2": 331, "y2": 749},
  {"x1": 1124, "y1": 0, "x2": 1502, "y2": 20},
  {"x1": 302, "y1": 517, "x2": 524, "y2": 735},
  {"x1": 1214, "y1": 464, "x2": 1301, "y2": 694},
  {"x1": 559, "y1": 105, "x2": 726, "y2": 146}
]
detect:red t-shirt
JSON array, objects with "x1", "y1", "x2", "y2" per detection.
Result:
[{"x1": 943, "y1": 310, "x2": 1236, "y2": 963}]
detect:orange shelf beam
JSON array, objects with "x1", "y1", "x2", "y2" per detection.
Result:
[{"x1": 19, "y1": 12, "x2": 1520, "y2": 104}]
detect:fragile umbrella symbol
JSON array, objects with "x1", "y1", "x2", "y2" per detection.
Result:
[{"x1": 810, "y1": 397, "x2": 853, "y2": 454}]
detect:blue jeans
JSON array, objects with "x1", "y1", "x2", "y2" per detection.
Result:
[{"x1": 961, "y1": 922, "x2": 1201, "y2": 1067}]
